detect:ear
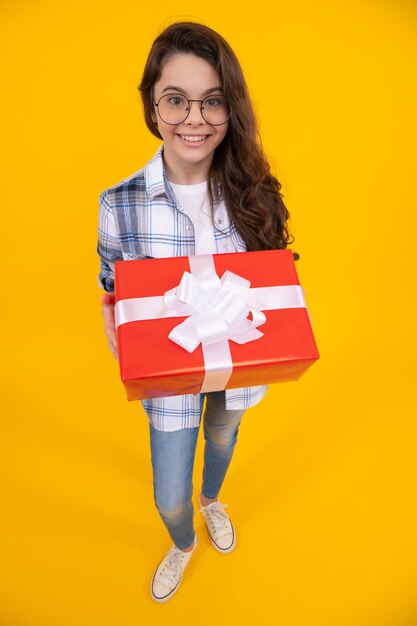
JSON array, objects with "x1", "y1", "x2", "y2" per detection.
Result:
[{"x1": 151, "y1": 108, "x2": 158, "y2": 125}]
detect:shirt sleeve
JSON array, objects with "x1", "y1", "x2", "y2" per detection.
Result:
[{"x1": 97, "y1": 189, "x2": 122, "y2": 292}]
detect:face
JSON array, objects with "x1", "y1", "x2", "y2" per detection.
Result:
[{"x1": 151, "y1": 53, "x2": 229, "y2": 182}]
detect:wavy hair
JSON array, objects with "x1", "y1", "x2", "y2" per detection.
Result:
[{"x1": 138, "y1": 21, "x2": 296, "y2": 255}]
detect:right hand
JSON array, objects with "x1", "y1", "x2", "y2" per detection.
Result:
[{"x1": 101, "y1": 291, "x2": 118, "y2": 360}]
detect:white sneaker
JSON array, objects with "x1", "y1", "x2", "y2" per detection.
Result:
[
  {"x1": 198, "y1": 497, "x2": 236, "y2": 553},
  {"x1": 150, "y1": 536, "x2": 198, "y2": 603}
]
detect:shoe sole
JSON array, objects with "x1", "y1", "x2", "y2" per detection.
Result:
[{"x1": 150, "y1": 577, "x2": 181, "y2": 603}]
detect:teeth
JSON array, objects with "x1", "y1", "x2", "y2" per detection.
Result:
[{"x1": 181, "y1": 135, "x2": 207, "y2": 142}]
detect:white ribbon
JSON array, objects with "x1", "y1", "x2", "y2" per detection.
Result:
[
  {"x1": 115, "y1": 254, "x2": 307, "y2": 393},
  {"x1": 164, "y1": 266, "x2": 266, "y2": 353}
]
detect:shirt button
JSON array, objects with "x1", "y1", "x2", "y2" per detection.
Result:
[
  {"x1": 217, "y1": 218, "x2": 222, "y2": 224},
  {"x1": 185, "y1": 224, "x2": 190, "y2": 231}
]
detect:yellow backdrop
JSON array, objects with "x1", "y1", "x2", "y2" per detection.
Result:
[{"x1": 1, "y1": 1, "x2": 416, "y2": 624}]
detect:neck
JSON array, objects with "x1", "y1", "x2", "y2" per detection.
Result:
[{"x1": 162, "y1": 150, "x2": 211, "y2": 185}]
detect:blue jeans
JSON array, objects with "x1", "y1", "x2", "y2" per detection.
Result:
[{"x1": 149, "y1": 391, "x2": 245, "y2": 550}]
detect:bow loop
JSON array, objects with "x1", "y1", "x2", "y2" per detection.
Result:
[
  {"x1": 166, "y1": 267, "x2": 265, "y2": 353},
  {"x1": 220, "y1": 270, "x2": 250, "y2": 295}
]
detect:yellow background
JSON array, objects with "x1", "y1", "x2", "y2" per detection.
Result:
[{"x1": 1, "y1": 1, "x2": 416, "y2": 624}]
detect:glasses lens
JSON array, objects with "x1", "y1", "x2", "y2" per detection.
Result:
[
  {"x1": 157, "y1": 94, "x2": 189, "y2": 124},
  {"x1": 201, "y1": 95, "x2": 230, "y2": 125}
]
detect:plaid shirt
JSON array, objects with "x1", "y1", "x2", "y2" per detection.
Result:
[{"x1": 97, "y1": 145, "x2": 267, "y2": 431}]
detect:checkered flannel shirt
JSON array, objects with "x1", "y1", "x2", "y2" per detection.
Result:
[{"x1": 97, "y1": 145, "x2": 267, "y2": 431}]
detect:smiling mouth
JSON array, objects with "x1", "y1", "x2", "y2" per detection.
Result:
[{"x1": 178, "y1": 135, "x2": 209, "y2": 142}]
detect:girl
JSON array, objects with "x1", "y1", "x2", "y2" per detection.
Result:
[{"x1": 98, "y1": 21, "x2": 294, "y2": 603}]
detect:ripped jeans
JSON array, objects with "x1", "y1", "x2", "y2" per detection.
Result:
[{"x1": 149, "y1": 391, "x2": 245, "y2": 550}]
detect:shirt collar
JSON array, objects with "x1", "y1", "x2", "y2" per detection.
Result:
[
  {"x1": 144, "y1": 144, "x2": 176, "y2": 202},
  {"x1": 144, "y1": 143, "x2": 224, "y2": 210}
]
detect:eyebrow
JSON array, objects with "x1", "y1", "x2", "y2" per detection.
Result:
[{"x1": 161, "y1": 85, "x2": 224, "y2": 96}]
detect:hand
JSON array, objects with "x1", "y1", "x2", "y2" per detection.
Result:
[{"x1": 101, "y1": 291, "x2": 118, "y2": 360}]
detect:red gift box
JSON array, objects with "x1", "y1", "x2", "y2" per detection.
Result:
[{"x1": 114, "y1": 250, "x2": 319, "y2": 401}]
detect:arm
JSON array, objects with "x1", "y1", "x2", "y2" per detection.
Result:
[{"x1": 97, "y1": 190, "x2": 122, "y2": 360}]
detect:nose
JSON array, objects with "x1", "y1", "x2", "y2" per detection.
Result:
[{"x1": 185, "y1": 100, "x2": 204, "y2": 124}]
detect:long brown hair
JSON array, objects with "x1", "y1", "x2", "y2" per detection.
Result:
[{"x1": 138, "y1": 21, "x2": 296, "y2": 254}]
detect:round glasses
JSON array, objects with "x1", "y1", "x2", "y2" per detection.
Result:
[{"x1": 153, "y1": 93, "x2": 231, "y2": 126}]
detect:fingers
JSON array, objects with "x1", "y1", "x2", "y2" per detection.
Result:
[
  {"x1": 101, "y1": 291, "x2": 118, "y2": 360},
  {"x1": 107, "y1": 335, "x2": 119, "y2": 361},
  {"x1": 106, "y1": 326, "x2": 119, "y2": 361},
  {"x1": 101, "y1": 291, "x2": 115, "y2": 307}
]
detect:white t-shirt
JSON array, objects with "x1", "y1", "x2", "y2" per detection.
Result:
[{"x1": 169, "y1": 181, "x2": 217, "y2": 255}]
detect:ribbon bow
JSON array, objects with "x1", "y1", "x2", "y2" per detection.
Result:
[{"x1": 163, "y1": 267, "x2": 266, "y2": 353}]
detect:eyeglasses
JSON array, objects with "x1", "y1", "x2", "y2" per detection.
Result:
[{"x1": 153, "y1": 93, "x2": 231, "y2": 126}]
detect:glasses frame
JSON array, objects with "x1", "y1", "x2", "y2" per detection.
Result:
[{"x1": 153, "y1": 92, "x2": 231, "y2": 126}]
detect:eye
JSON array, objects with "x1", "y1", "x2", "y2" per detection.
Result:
[
  {"x1": 205, "y1": 96, "x2": 224, "y2": 107},
  {"x1": 166, "y1": 94, "x2": 186, "y2": 106}
]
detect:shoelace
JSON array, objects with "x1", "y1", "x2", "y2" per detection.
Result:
[
  {"x1": 158, "y1": 548, "x2": 185, "y2": 586},
  {"x1": 199, "y1": 502, "x2": 230, "y2": 532}
]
